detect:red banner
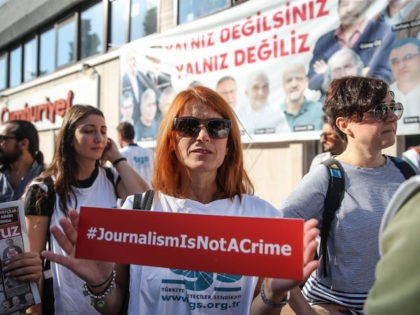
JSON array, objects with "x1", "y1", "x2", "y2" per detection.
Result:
[{"x1": 76, "y1": 207, "x2": 304, "y2": 280}]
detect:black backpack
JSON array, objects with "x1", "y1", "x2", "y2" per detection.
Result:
[{"x1": 319, "y1": 156, "x2": 416, "y2": 276}]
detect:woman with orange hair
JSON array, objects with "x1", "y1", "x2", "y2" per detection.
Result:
[{"x1": 42, "y1": 86, "x2": 319, "y2": 315}]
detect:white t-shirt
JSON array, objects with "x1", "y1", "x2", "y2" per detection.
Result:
[
  {"x1": 120, "y1": 144, "x2": 154, "y2": 184},
  {"x1": 50, "y1": 167, "x2": 118, "y2": 315},
  {"x1": 122, "y1": 192, "x2": 281, "y2": 315}
]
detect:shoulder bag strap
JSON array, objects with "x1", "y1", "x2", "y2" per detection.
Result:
[{"x1": 133, "y1": 190, "x2": 154, "y2": 210}]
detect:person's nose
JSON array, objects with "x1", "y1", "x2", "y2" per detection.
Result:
[
  {"x1": 94, "y1": 131, "x2": 104, "y2": 143},
  {"x1": 196, "y1": 125, "x2": 210, "y2": 142},
  {"x1": 392, "y1": 58, "x2": 408, "y2": 70},
  {"x1": 385, "y1": 110, "x2": 398, "y2": 122},
  {"x1": 396, "y1": 60, "x2": 406, "y2": 69},
  {"x1": 335, "y1": 68, "x2": 344, "y2": 77},
  {"x1": 380, "y1": 105, "x2": 399, "y2": 122}
]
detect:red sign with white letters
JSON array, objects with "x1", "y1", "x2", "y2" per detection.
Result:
[{"x1": 76, "y1": 207, "x2": 304, "y2": 280}]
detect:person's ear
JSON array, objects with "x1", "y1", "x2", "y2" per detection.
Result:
[
  {"x1": 18, "y1": 138, "x2": 29, "y2": 150},
  {"x1": 336, "y1": 117, "x2": 353, "y2": 138}
]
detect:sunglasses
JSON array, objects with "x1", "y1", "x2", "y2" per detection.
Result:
[
  {"x1": 173, "y1": 117, "x2": 231, "y2": 139},
  {"x1": 320, "y1": 132, "x2": 335, "y2": 140},
  {"x1": 390, "y1": 53, "x2": 420, "y2": 66},
  {"x1": 365, "y1": 102, "x2": 404, "y2": 121},
  {"x1": 0, "y1": 135, "x2": 17, "y2": 142}
]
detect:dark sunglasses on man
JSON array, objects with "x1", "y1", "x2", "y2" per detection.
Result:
[
  {"x1": 0, "y1": 135, "x2": 17, "y2": 142},
  {"x1": 320, "y1": 132, "x2": 335, "y2": 140}
]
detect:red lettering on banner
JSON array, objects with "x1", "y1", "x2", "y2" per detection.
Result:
[
  {"x1": 191, "y1": 32, "x2": 215, "y2": 49},
  {"x1": 298, "y1": 33, "x2": 310, "y2": 53},
  {"x1": 220, "y1": 27, "x2": 230, "y2": 43},
  {"x1": 234, "y1": 32, "x2": 310, "y2": 67},
  {"x1": 220, "y1": 2, "x2": 329, "y2": 43},
  {"x1": 175, "y1": 65, "x2": 184, "y2": 79},
  {"x1": 76, "y1": 207, "x2": 304, "y2": 280},
  {"x1": 176, "y1": 53, "x2": 228, "y2": 79},
  {"x1": 1, "y1": 90, "x2": 73, "y2": 124},
  {"x1": 317, "y1": 0, "x2": 329, "y2": 18},
  {"x1": 231, "y1": 24, "x2": 241, "y2": 40},
  {"x1": 166, "y1": 32, "x2": 215, "y2": 51},
  {"x1": 168, "y1": 1, "x2": 329, "y2": 51}
]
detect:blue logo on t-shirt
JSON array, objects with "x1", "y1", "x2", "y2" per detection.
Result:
[
  {"x1": 162, "y1": 269, "x2": 242, "y2": 291},
  {"x1": 134, "y1": 156, "x2": 149, "y2": 165}
]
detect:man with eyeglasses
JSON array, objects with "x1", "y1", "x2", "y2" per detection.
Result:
[
  {"x1": 389, "y1": 37, "x2": 420, "y2": 134},
  {"x1": 309, "y1": 118, "x2": 347, "y2": 170},
  {"x1": 0, "y1": 120, "x2": 44, "y2": 202}
]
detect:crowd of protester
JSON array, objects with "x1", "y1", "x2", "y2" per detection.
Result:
[{"x1": 0, "y1": 75, "x2": 418, "y2": 314}]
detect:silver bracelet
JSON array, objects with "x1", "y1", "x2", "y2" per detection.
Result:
[
  {"x1": 83, "y1": 270, "x2": 116, "y2": 308},
  {"x1": 260, "y1": 280, "x2": 290, "y2": 308}
]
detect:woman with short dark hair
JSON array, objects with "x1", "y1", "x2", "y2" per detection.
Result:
[{"x1": 281, "y1": 76, "x2": 413, "y2": 314}]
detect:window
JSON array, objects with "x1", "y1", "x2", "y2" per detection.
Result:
[
  {"x1": 40, "y1": 28, "x2": 55, "y2": 75},
  {"x1": 9, "y1": 46, "x2": 22, "y2": 87},
  {"x1": 57, "y1": 17, "x2": 76, "y2": 67},
  {"x1": 24, "y1": 37, "x2": 37, "y2": 82},
  {"x1": 178, "y1": 0, "x2": 229, "y2": 24},
  {"x1": 81, "y1": 2, "x2": 103, "y2": 59},
  {"x1": 110, "y1": 0, "x2": 129, "y2": 47},
  {"x1": 1, "y1": 0, "x2": 159, "y2": 89},
  {"x1": 110, "y1": 0, "x2": 158, "y2": 47},
  {"x1": 130, "y1": 0, "x2": 157, "y2": 40},
  {"x1": 0, "y1": 54, "x2": 6, "y2": 90}
]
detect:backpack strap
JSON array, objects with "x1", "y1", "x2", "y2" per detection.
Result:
[
  {"x1": 105, "y1": 167, "x2": 115, "y2": 183},
  {"x1": 133, "y1": 190, "x2": 154, "y2": 210},
  {"x1": 104, "y1": 167, "x2": 118, "y2": 197},
  {"x1": 388, "y1": 156, "x2": 416, "y2": 179},
  {"x1": 321, "y1": 158, "x2": 345, "y2": 276}
]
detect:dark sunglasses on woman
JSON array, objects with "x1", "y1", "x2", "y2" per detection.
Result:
[
  {"x1": 173, "y1": 117, "x2": 231, "y2": 139},
  {"x1": 365, "y1": 102, "x2": 404, "y2": 121}
]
